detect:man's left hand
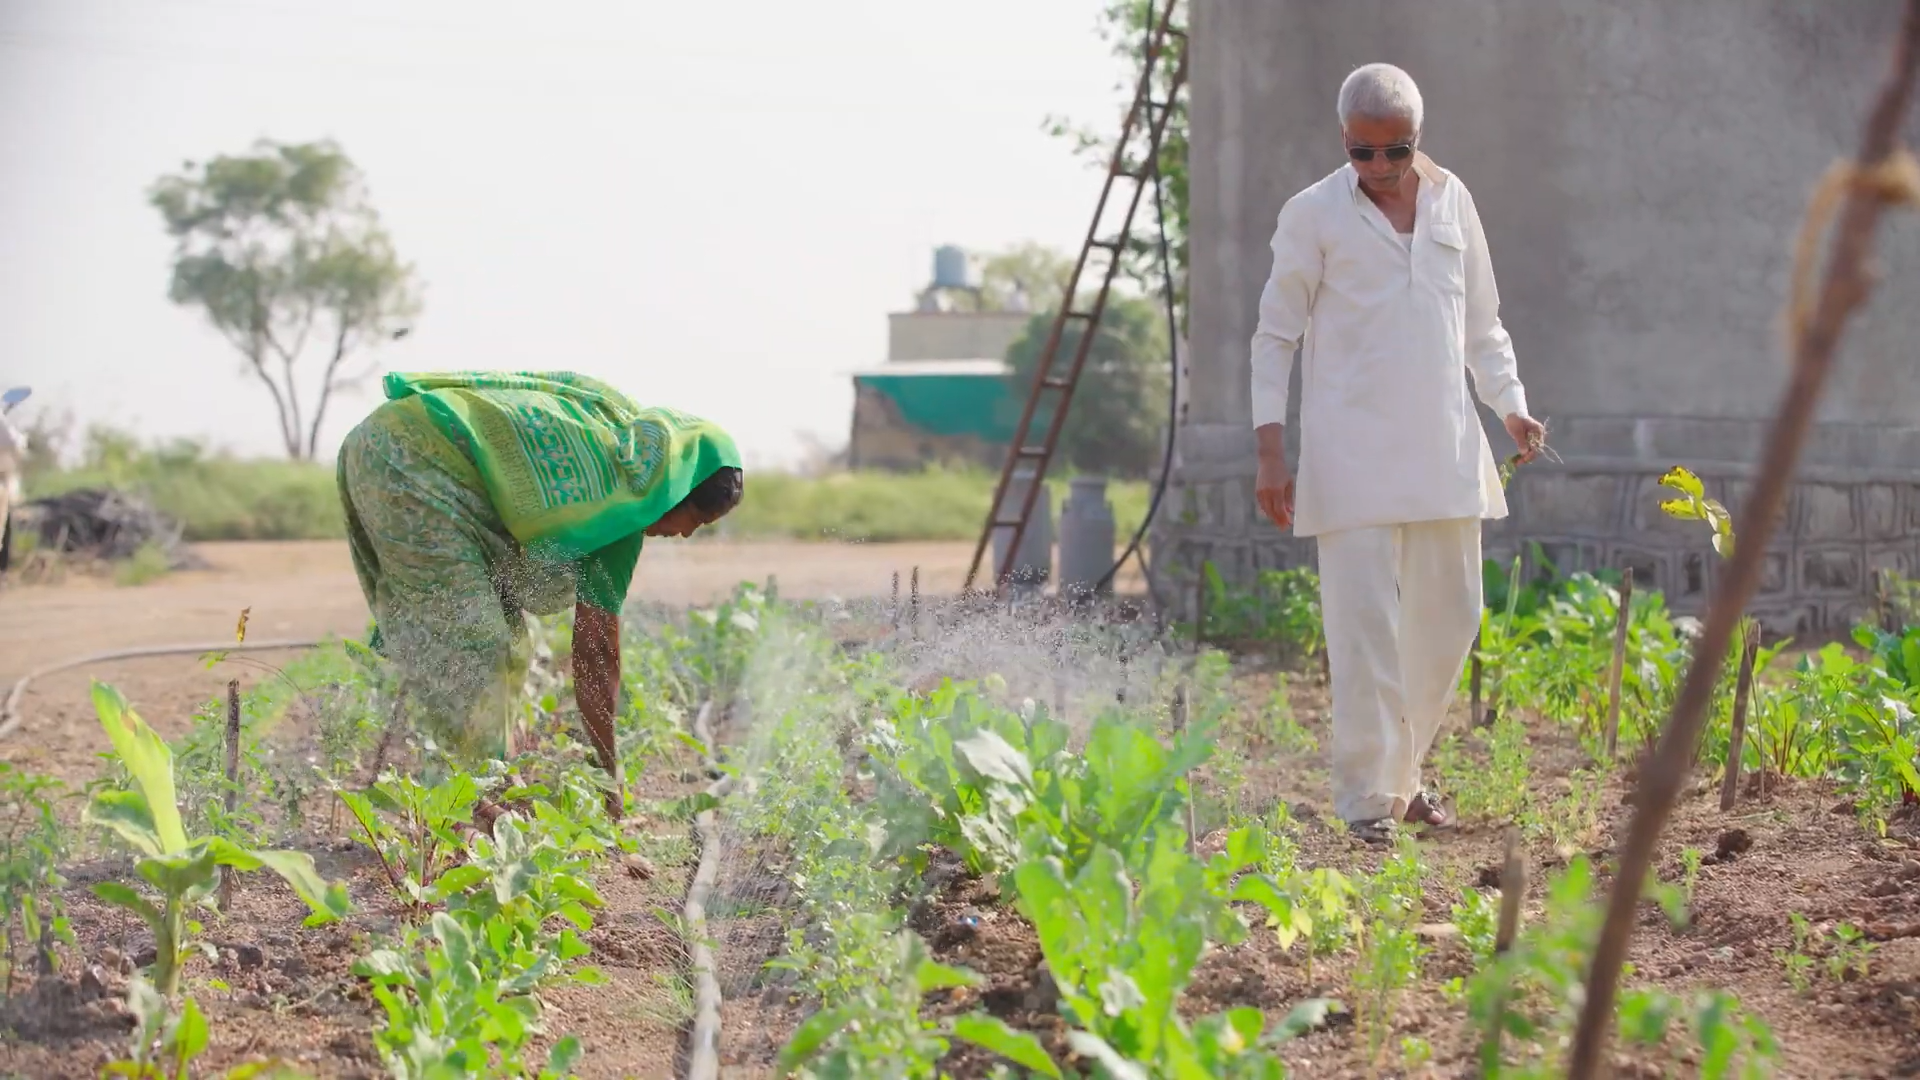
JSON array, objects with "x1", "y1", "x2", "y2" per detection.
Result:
[{"x1": 1504, "y1": 413, "x2": 1546, "y2": 464}]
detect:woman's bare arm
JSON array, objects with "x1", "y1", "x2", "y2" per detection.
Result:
[{"x1": 572, "y1": 601, "x2": 624, "y2": 820}]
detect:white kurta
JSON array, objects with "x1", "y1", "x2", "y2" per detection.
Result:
[{"x1": 1248, "y1": 154, "x2": 1528, "y2": 538}]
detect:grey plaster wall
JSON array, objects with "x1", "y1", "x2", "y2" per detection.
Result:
[{"x1": 1158, "y1": 0, "x2": 1920, "y2": 634}]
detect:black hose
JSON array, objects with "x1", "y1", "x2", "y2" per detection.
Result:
[{"x1": 1093, "y1": 94, "x2": 1181, "y2": 597}]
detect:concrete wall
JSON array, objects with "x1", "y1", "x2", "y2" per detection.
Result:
[
  {"x1": 1158, "y1": 0, "x2": 1920, "y2": 634},
  {"x1": 887, "y1": 311, "x2": 1031, "y2": 363}
]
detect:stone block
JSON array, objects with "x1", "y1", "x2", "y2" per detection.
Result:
[
  {"x1": 1756, "y1": 548, "x2": 1791, "y2": 596},
  {"x1": 1799, "y1": 546, "x2": 1863, "y2": 596},
  {"x1": 1604, "y1": 546, "x2": 1667, "y2": 592},
  {"x1": 1904, "y1": 485, "x2": 1920, "y2": 534},
  {"x1": 1862, "y1": 484, "x2": 1901, "y2": 540},
  {"x1": 1678, "y1": 551, "x2": 1709, "y2": 601},
  {"x1": 1722, "y1": 479, "x2": 1795, "y2": 537},
  {"x1": 1865, "y1": 545, "x2": 1912, "y2": 580},
  {"x1": 1520, "y1": 473, "x2": 1622, "y2": 534},
  {"x1": 1529, "y1": 540, "x2": 1600, "y2": 581},
  {"x1": 1221, "y1": 478, "x2": 1251, "y2": 535},
  {"x1": 1830, "y1": 598, "x2": 1877, "y2": 632},
  {"x1": 1799, "y1": 483, "x2": 1859, "y2": 541}
]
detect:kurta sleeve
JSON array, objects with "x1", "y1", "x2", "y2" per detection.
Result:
[
  {"x1": 1460, "y1": 184, "x2": 1530, "y2": 420},
  {"x1": 1249, "y1": 192, "x2": 1322, "y2": 430},
  {"x1": 575, "y1": 531, "x2": 644, "y2": 615}
]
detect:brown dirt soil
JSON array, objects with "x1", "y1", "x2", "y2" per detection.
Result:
[
  {"x1": 0, "y1": 538, "x2": 1014, "y2": 790},
  {"x1": 2, "y1": 538, "x2": 992, "y2": 1079},
  {"x1": 709, "y1": 659, "x2": 1920, "y2": 1080}
]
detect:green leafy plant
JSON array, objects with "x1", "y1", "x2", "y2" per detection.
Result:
[
  {"x1": 778, "y1": 930, "x2": 1057, "y2": 1080},
  {"x1": 353, "y1": 911, "x2": 584, "y2": 1080},
  {"x1": 337, "y1": 771, "x2": 481, "y2": 910},
  {"x1": 1658, "y1": 465, "x2": 1735, "y2": 557},
  {"x1": 82, "y1": 681, "x2": 350, "y2": 998},
  {"x1": 1014, "y1": 833, "x2": 1332, "y2": 1079},
  {"x1": 0, "y1": 763, "x2": 73, "y2": 998}
]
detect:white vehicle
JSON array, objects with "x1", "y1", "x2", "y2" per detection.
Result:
[{"x1": 0, "y1": 386, "x2": 29, "y2": 577}]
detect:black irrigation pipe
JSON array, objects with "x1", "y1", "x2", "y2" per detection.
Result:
[
  {"x1": 0, "y1": 639, "x2": 325, "y2": 740},
  {"x1": 681, "y1": 699, "x2": 736, "y2": 1080}
]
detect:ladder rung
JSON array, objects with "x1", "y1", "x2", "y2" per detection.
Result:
[
  {"x1": 1090, "y1": 236, "x2": 1123, "y2": 251},
  {"x1": 1146, "y1": 98, "x2": 1174, "y2": 112},
  {"x1": 1041, "y1": 377, "x2": 1072, "y2": 390},
  {"x1": 1017, "y1": 446, "x2": 1047, "y2": 457},
  {"x1": 991, "y1": 518, "x2": 1025, "y2": 529},
  {"x1": 1064, "y1": 310, "x2": 1096, "y2": 320}
]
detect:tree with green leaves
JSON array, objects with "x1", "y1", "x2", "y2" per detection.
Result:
[
  {"x1": 1003, "y1": 292, "x2": 1170, "y2": 479},
  {"x1": 978, "y1": 242, "x2": 1076, "y2": 314},
  {"x1": 150, "y1": 139, "x2": 421, "y2": 461},
  {"x1": 1045, "y1": 0, "x2": 1188, "y2": 305}
]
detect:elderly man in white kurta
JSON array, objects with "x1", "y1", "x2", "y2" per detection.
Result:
[{"x1": 1250, "y1": 63, "x2": 1544, "y2": 839}]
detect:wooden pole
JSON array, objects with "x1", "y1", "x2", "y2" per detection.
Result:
[
  {"x1": 891, "y1": 571, "x2": 900, "y2": 628},
  {"x1": 1604, "y1": 568, "x2": 1636, "y2": 759},
  {"x1": 218, "y1": 679, "x2": 241, "y2": 912},
  {"x1": 909, "y1": 566, "x2": 920, "y2": 640},
  {"x1": 1194, "y1": 579, "x2": 1207, "y2": 652},
  {"x1": 1480, "y1": 828, "x2": 1528, "y2": 1072},
  {"x1": 1469, "y1": 632, "x2": 1483, "y2": 729},
  {"x1": 1173, "y1": 682, "x2": 1196, "y2": 855},
  {"x1": 1720, "y1": 621, "x2": 1760, "y2": 812}
]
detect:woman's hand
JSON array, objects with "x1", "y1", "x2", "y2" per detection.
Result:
[{"x1": 572, "y1": 602, "x2": 625, "y2": 821}]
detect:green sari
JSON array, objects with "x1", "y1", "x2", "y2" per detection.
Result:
[{"x1": 336, "y1": 370, "x2": 741, "y2": 758}]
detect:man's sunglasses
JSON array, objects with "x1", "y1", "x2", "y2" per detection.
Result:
[{"x1": 1347, "y1": 143, "x2": 1414, "y2": 163}]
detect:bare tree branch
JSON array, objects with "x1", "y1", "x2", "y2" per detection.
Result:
[
  {"x1": 305, "y1": 316, "x2": 354, "y2": 461},
  {"x1": 1566, "y1": 4, "x2": 1920, "y2": 1076}
]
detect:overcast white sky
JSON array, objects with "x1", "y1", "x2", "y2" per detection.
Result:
[{"x1": 0, "y1": 0, "x2": 1128, "y2": 469}]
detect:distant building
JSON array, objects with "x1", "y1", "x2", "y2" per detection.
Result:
[{"x1": 847, "y1": 246, "x2": 1032, "y2": 472}]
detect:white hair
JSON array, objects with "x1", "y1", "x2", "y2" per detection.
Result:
[{"x1": 1337, "y1": 63, "x2": 1424, "y2": 131}]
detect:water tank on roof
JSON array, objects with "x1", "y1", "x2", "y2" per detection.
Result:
[{"x1": 932, "y1": 245, "x2": 972, "y2": 290}]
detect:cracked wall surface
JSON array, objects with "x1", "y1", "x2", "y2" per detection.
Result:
[{"x1": 1158, "y1": 0, "x2": 1920, "y2": 634}]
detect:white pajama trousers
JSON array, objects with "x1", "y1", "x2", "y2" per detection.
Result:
[{"x1": 1316, "y1": 517, "x2": 1483, "y2": 824}]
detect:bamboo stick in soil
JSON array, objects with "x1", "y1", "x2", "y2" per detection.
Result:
[
  {"x1": 1604, "y1": 568, "x2": 1635, "y2": 759},
  {"x1": 218, "y1": 679, "x2": 241, "y2": 912},
  {"x1": 1720, "y1": 623, "x2": 1760, "y2": 813}
]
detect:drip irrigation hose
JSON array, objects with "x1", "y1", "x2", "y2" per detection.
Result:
[
  {"x1": 1093, "y1": 84, "x2": 1182, "y2": 603},
  {"x1": 0, "y1": 638, "x2": 325, "y2": 741},
  {"x1": 681, "y1": 699, "x2": 734, "y2": 1080}
]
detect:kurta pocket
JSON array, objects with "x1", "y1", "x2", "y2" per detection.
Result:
[{"x1": 1424, "y1": 221, "x2": 1468, "y2": 294}]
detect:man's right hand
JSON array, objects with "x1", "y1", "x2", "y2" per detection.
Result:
[{"x1": 1255, "y1": 454, "x2": 1295, "y2": 529}]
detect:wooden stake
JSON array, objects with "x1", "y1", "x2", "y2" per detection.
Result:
[
  {"x1": 218, "y1": 679, "x2": 241, "y2": 912},
  {"x1": 891, "y1": 571, "x2": 900, "y2": 628},
  {"x1": 1481, "y1": 828, "x2": 1528, "y2": 1072},
  {"x1": 1469, "y1": 632, "x2": 1483, "y2": 729},
  {"x1": 1604, "y1": 568, "x2": 1636, "y2": 759},
  {"x1": 1194, "y1": 579, "x2": 1207, "y2": 653},
  {"x1": 1720, "y1": 621, "x2": 1760, "y2": 813},
  {"x1": 909, "y1": 566, "x2": 920, "y2": 640},
  {"x1": 1172, "y1": 683, "x2": 1196, "y2": 855}
]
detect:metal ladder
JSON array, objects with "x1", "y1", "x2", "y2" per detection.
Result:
[{"x1": 961, "y1": 0, "x2": 1188, "y2": 594}]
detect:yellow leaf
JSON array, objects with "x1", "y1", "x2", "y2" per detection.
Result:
[
  {"x1": 1659, "y1": 465, "x2": 1707, "y2": 500},
  {"x1": 235, "y1": 607, "x2": 251, "y2": 643},
  {"x1": 1658, "y1": 498, "x2": 1704, "y2": 521}
]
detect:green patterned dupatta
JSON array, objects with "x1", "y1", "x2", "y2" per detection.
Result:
[{"x1": 381, "y1": 370, "x2": 742, "y2": 561}]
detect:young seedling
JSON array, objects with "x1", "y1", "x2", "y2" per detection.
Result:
[
  {"x1": 83, "y1": 681, "x2": 350, "y2": 998},
  {"x1": 1497, "y1": 418, "x2": 1562, "y2": 488}
]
